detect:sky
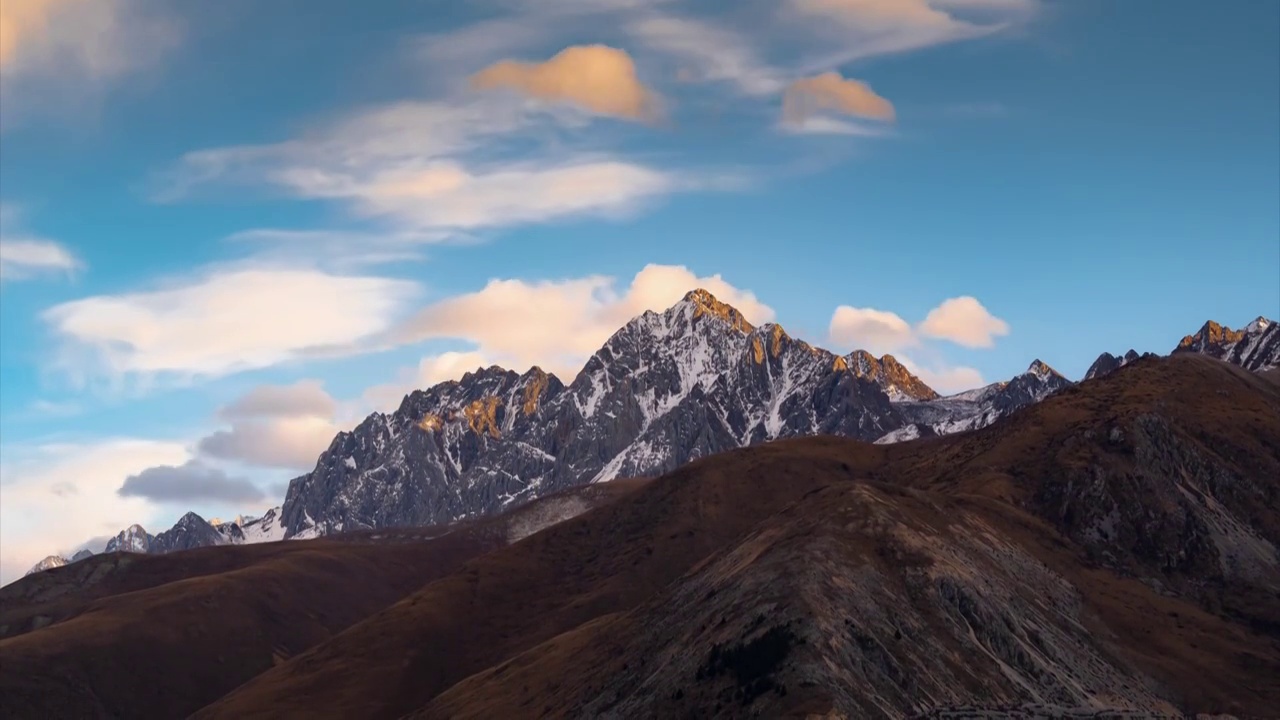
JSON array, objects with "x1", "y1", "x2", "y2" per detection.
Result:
[{"x1": 0, "y1": 0, "x2": 1277, "y2": 584}]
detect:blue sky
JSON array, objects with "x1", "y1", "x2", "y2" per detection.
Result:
[{"x1": 0, "y1": 0, "x2": 1277, "y2": 582}]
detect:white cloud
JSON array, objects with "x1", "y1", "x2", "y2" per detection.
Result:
[
  {"x1": 385, "y1": 263, "x2": 774, "y2": 384},
  {"x1": 828, "y1": 295, "x2": 1011, "y2": 393},
  {"x1": 0, "y1": 238, "x2": 81, "y2": 280},
  {"x1": 0, "y1": 438, "x2": 189, "y2": 586},
  {"x1": 828, "y1": 305, "x2": 917, "y2": 357},
  {"x1": 918, "y1": 295, "x2": 1010, "y2": 348},
  {"x1": 0, "y1": 204, "x2": 82, "y2": 281},
  {"x1": 196, "y1": 380, "x2": 341, "y2": 471},
  {"x1": 157, "y1": 96, "x2": 710, "y2": 235},
  {"x1": 42, "y1": 268, "x2": 420, "y2": 382}
]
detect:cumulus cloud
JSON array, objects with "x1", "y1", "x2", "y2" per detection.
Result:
[
  {"x1": 195, "y1": 380, "x2": 340, "y2": 471},
  {"x1": 387, "y1": 264, "x2": 773, "y2": 382},
  {"x1": 0, "y1": 438, "x2": 189, "y2": 586},
  {"x1": 827, "y1": 305, "x2": 917, "y2": 357},
  {"x1": 42, "y1": 268, "x2": 420, "y2": 382},
  {"x1": 782, "y1": 72, "x2": 895, "y2": 127},
  {"x1": 827, "y1": 295, "x2": 1010, "y2": 393},
  {"x1": 471, "y1": 44, "x2": 661, "y2": 121},
  {"x1": 118, "y1": 459, "x2": 265, "y2": 505},
  {"x1": 918, "y1": 296, "x2": 1010, "y2": 348}
]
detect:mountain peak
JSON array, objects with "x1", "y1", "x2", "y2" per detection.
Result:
[
  {"x1": 678, "y1": 288, "x2": 754, "y2": 333},
  {"x1": 1178, "y1": 320, "x2": 1245, "y2": 351},
  {"x1": 1025, "y1": 359, "x2": 1062, "y2": 379}
]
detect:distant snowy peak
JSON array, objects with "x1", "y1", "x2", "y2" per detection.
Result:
[
  {"x1": 104, "y1": 524, "x2": 152, "y2": 554},
  {"x1": 1174, "y1": 316, "x2": 1279, "y2": 372},
  {"x1": 24, "y1": 555, "x2": 69, "y2": 576}
]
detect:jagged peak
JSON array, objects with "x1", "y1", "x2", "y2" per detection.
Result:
[
  {"x1": 1246, "y1": 316, "x2": 1272, "y2": 333},
  {"x1": 677, "y1": 288, "x2": 755, "y2": 333},
  {"x1": 1025, "y1": 359, "x2": 1063, "y2": 379},
  {"x1": 1178, "y1": 319, "x2": 1245, "y2": 350}
]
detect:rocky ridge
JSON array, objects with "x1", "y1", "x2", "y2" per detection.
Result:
[{"x1": 279, "y1": 289, "x2": 1063, "y2": 540}]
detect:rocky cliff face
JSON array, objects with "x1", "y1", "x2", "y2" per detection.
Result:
[
  {"x1": 281, "y1": 290, "x2": 924, "y2": 539},
  {"x1": 1173, "y1": 316, "x2": 1278, "y2": 372}
]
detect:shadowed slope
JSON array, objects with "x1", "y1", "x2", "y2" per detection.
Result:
[
  {"x1": 0, "y1": 481, "x2": 644, "y2": 720},
  {"x1": 199, "y1": 355, "x2": 1280, "y2": 719}
]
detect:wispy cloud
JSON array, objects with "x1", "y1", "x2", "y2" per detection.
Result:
[
  {"x1": 42, "y1": 268, "x2": 420, "y2": 384},
  {"x1": 0, "y1": 204, "x2": 82, "y2": 281},
  {"x1": 0, "y1": 0, "x2": 181, "y2": 126}
]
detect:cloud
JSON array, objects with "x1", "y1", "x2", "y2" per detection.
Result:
[
  {"x1": 118, "y1": 459, "x2": 266, "y2": 505},
  {"x1": 198, "y1": 381, "x2": 340, "y2": 471},
  {"x1": 0, "y1": 204, "x2": 83, "y2": 281},
  {"x1": 0, "y1": 0, "x2": 180, "y2": 125},
  {"x1": 386, "y1": 263, "x2": 774, "y2": 383},
  {"x1": 157, "y1": 96, "x2": 714, "y2": 235},
  {"x1": 0, "y1": 238, "x2": 82, "y2": 280},
  {"x1": 218, "y1": 380, "x2": 336, "y2": 421},
  {"x1": 896, "y1": 357, "x2": 987, "y2": 395},
  {"x1": 627, "y1": 15, "x2": 784, "y2": 96},
  {"x1": 782, "y1": 72, "x2": 896, "y2": 127},
  {"x1": 828, "y1": 305, "x2": 917, "y2": 357},
  {"x1": 827, "y1": 295, "x2": 1010, "y2": 393},
  {"x1": 471, "y1": 45, "x2": 661, "y2": 122},
  {"x1": 787, "y1": 0, "x2": 1012, "y2": 71},
  {"x1": 918, "y1": 296, "x2": 1010, "y2": 348},
  {"x1": 0, "y1": 438, "x2": 189, "y2": 586},
  {"x1": 42, "y1": 268, "x2": 420, "y2": 382}
]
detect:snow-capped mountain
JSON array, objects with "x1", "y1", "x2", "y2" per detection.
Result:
[
  {"x1": 281, "y1": 289, "x2": 923, "y2": 539},
  {"x1": 26, "y1": 299, "x2": 1278, "y2": 577},
  {"x1": 24, "y1": 555, "x2": 69, "y2": 576},
  {"x1": 1172, "y1": 317, "x2": 1279, "y2": 372},
  {"x1": 876, "y1": 359, "x2": 1073, "y2": 443}
]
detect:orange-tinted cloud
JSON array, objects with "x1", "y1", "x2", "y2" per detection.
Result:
[
  {"x1": 782, "y1": 72, "x2": 896, "y2": 126},
  {"x1": 471, "y1": 44, "x2": 659, "y2": 121}
]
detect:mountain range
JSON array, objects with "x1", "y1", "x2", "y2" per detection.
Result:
[
  {"x1": 24, "y1": 293, "x2": 1280, "y2": 577},
  {"x1": 3, "y1": 351, "x2": 1277, "y2": 718}
]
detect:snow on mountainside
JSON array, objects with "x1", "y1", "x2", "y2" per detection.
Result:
[
  {"x1": 1173, "y1": 316, "x2": 1279, "y2": 372},
  {"x1": 280, "y1": 289, "x2": 920, "y2": 539},
  {"x1": 24, "y1": 555, "x2": 69, "y2": 576},
  {"x1": 27, "y1": 303, "x2": 1278, "y2": 577},
  {"x1": 875, "y1": 359, "x2": 1073, "y2": 443}
]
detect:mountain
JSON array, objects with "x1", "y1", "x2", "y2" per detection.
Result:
[
  {"x1": 103, "y1": 524, "x2": 151, "y2": 554},
  {"x1": 137, "y1": 354, "x2": 1277, "y2": 719},
  {"x1": 1084, "y1": 349, "x2": 1146, "y2": 380},
  {"x1": 874, "y1": 358, "x2": 1071, "y2": 443},
  {"x1": 23, "y1": 299, "x2": 1278, "y2": 577},
  {"x1": 279, "y1": 290, "x2": 1000, "y2": 540},
  {"x1": 1173, "y1": 316, "x2": 1279, "y2": 372},
  {"x1": 0, "y1": 481, "x2": 642, "y2": 718},
  {"x1": 22, "y1": 556, "x2": 68, "y2": 577}
]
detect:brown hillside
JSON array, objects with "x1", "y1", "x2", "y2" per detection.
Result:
[
  {"x1": 197, "y1": 355, "x2": 1280, "y2": 719},
  {"x1": 0, "y1": 481, "x2": 643, "y2": 720}
]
